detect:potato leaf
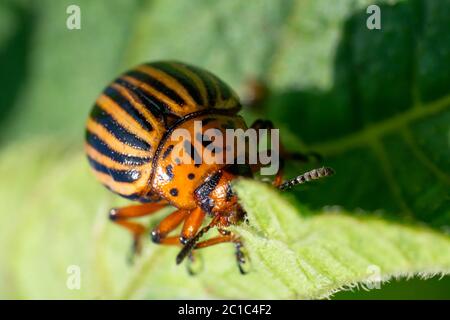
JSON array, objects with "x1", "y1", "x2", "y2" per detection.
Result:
[{"x1": 1, "y1": 142, "x2": 449, "y2": 299}]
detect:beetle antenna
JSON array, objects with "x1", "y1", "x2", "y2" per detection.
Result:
[
  {"x1": 278, "y1": 167, "x2": 335, "y2": 191},
  {"x1": 176, "y1": 216, "x2": 219, "y2": 265}
]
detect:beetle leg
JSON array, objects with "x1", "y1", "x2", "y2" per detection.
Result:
[
  {"x1": 180, "y1": 207, "x2": 206, "y2": 244},
  {"x1": 176, "y1": 215, "x2": 249, "y2": 274},
  {"x1": 153, "y1": 236, "x2": 182, "y2": 245},
  {"x1": 218, "y1": 229, "x2": 248, "y2": 274},
  {"x1": 150, "y1": 206, "x2": 207, "y2": 278},
  {"x1": 109, "y1": 202, "x2": 167, "y2": 261},
  {"x1": 186, "y1": 251, "x2": 204, "y2": 276},
  {"x1": 150, "y1": 209, "x2": 190, "y2": 244},
  {"x1": 194, "y1": 234, "x2": 234, "y2": 248},
  {"x1": 234, "y1": 240, "x2": 249, "y2": 274},
  {"x1": 152, "y1": 207, "x2": 207, "y2": 275},
  {"x1": 176, "y1": 215, "x2": 219, "y2": 265},
  {"x1": 194, "y1": 229, "x2": 249, "y2": 275}
]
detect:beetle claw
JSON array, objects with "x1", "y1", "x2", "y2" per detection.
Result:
[
  {"x1": 126, "y1": 236, "x2": 142, "y2": 265},
  {"x1": 235, "y1": 241, "x2": 250, "y2": 275},
  {"x1": 186, "y1": 251, "x2": 204, "y2": 276}
]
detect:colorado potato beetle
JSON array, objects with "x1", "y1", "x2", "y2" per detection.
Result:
[{"x1": 85, "y1": 61, "x2": 334, "y2": 273}]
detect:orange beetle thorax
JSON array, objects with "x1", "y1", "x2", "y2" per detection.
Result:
[{"x1": 151, "y1": 113, "x2": 248, "y2": 209}]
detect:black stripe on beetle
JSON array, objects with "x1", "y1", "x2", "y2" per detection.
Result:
[
  {"x1": 162, "y1": 144, "x2": 174, "y2": 159},
  {"x1": 115, "y1": 78, "x2": 167, "y2": 121},
  {"x1": 126, "y1": 70, "x2": 186, "y2": 106},
  {"x1": 85, "y1": 131, "x2": 151, "y2": 166},
  {"x1": 87, "y1": 156, "x2": 141, "y2": 183},
  {"x1": 103, "y1": 85, "x2": 154, "y2": 132},
  {"x1": 182, "y1": 65, "x2": 217, "y2": 106},
  {"x1": 120, "y1": 193, "x2": 146, "y2": 201},
  {"x1": 149, "y1": 62, "x2": 204, "y2": 106},
  {"x1": 90, "y1": 104, "x2": 151, "y2": 151}
]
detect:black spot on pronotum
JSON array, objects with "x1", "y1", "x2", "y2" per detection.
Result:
[
  {"x1": 165, "y1": 165, "x2": 174, "y2": 180},
  {"x1": 206, "y1": 143, "x2": 222, "y2": 154},
  {"x1": 196, "y1": 131, "x2": 212, "y2": 149},
  {"x1": 188, "y1": 173, "x2": 195, "y2": 180},
  {"x1": 183, "y1": 140, "x2": 201, "y2": 164},
  {"x1": 170, "y1": 188, "x2": 179, "y2": 196}
]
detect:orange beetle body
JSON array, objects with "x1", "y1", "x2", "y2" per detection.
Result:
[
  {"x1": 85, "y1": 61, "x2": 333, "y2": 271},
  {"x1": 85, "y1": 61, "x2": 252, "y2": 270},
  {"x1": 86, "y1": 61, "x2": 243, "y2": 205}
]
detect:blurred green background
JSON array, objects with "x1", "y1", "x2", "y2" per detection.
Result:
[{"x1": 0, "y1": 0, "x2": 449, "y2": 299}]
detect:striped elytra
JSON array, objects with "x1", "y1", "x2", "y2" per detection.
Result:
[{"x1": 85, "y1": 61, "x2": 244, "y2": 205}]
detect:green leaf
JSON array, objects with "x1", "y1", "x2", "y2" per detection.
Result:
[
  {"x1": 1, "y1": 143, "x2": 449, "y2": 299},
  {"x1": 232, "y1": 179, "x2": 450, "y2": 299},
  {"x1": 263, "y1": 0, "x2": 450, "y2": 228}
]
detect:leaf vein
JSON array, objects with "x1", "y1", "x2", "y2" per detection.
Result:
[
  {"x1": 369, "y1": 138, "x2": 413, "y2": 218},
  {"x1": 400, "y1": 127, "x2": 450, "y2": 185},
  {"x1": 309, "y1": 94, "x2": 450, "y2": 156}
]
